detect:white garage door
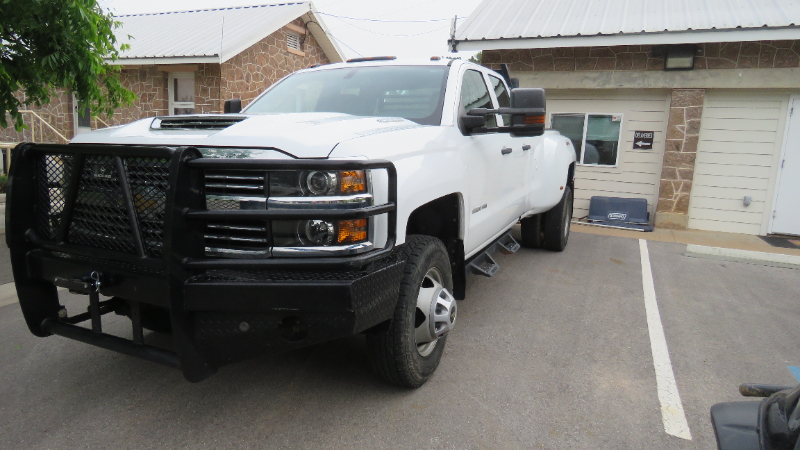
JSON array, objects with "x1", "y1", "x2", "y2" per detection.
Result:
[
  {"x1": 689, "y1": 90, "x2": 790, "y2": 235},
  {"x1": 547, "y1": 90, "x2": 671, "y2": 221}
]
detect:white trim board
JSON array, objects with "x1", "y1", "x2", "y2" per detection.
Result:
[{"x1": 455, "y1": 27, "x2": 800, "y2": 51}]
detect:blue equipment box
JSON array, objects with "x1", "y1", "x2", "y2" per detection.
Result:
[{"x1": 587, "y1": 196, "x2": 653, "y2": 231}]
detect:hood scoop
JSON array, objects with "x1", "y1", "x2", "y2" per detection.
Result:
[{"x1": 152, "y1": 115, "x2": 246, "y2": 130}]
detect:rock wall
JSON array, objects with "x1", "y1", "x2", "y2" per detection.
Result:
[
  {"x1": 481, "y1": 40, "x2": 800, "y2": 73},
  {"x1": 220, "y1": 19, "x2": 330, "y2": 108}
]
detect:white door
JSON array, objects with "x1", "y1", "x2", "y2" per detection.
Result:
[
  {"x1": 460, "y1": 69, "x2": 530, "y2": 254},
  {"x1": 72, "y1": 94, "x2": 91, "y2": 135},
  {"x1": 772, "y1": 97, "x2": 800, "y2": 235}
]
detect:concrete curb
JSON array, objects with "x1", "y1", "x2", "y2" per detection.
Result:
[{"x1": 685, "y1": 244, "x2": 800, "y2": 269}]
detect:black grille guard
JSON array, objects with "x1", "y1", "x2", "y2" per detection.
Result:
[
  {"x1": 8, "y1": 143, "x2": 398, "y2": 272},
  {"x1": 6, "y1": 143, "x2": 399, "y2": 382}
]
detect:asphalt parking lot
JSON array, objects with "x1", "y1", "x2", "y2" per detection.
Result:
[{"x1": 1, "y1": 229, "x2": 799, "y2": 449}]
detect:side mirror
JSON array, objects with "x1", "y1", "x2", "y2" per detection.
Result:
[
  {"x1": 466, "y1": 87, "x2": 546, "y2": 136},
  {"x1": 224, "y1": 98, "x2": 242, "y2": 114},
  {"x1": 508, "y1": 88, "x2": 545, "y2": 136},
  {"x1": 458, "y1": 114, "x2": 485, "y2": 134}
]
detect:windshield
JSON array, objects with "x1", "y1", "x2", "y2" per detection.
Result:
[{"x1": 244, "y1": 65, "x2": 450, "y2": 125}]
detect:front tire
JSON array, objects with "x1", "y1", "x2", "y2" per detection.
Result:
[
  {"x1": 366, "y1": 235, "x2": 453, "y2": 388},
  {"x1": 542, "y1": 186, "x2": 573, "y2": 251}
]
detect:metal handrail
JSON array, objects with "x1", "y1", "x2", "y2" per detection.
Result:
[
  {"x1": 18, "y1": 110, "x2": 70, "y2": 144},
  {"x1": 94, "y1": 116, "x2": 111, "y2": 128}
]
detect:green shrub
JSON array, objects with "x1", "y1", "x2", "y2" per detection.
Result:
[{"x1": 0, "y1": 175, "x2": 7, "y2": 193}]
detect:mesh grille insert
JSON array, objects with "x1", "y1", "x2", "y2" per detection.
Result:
[
  {"x1": 35, "y1": 152, "x2": 171, "y2": 259},
  {"x1": 37, "y1": 154, "x2": 76, "y2": 240},
  {"x1": 125, "y1": 157, "x2": 170, "y2": 257},
  {"x1": 68, "y1": 155, "x2": 136, "y2": 253}
]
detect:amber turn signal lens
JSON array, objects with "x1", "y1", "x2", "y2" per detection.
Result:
[
  {"x1": 524, "y1": 115, "x2": 545, "y2": 125},
  {"x1": 337, "y1": 219, "x2": 368, "y2": 243},
  {"x1": 339, "y1": 170, "x2": 366, "y2": 194}
]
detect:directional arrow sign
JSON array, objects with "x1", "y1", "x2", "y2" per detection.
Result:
[{"x1": 633, "y1": 131, "x2": 654, "y2": 150}]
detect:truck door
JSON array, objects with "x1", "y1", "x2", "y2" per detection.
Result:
[
  {"x1": 460, "y1": 69, "x2": 526, "y2": 255},
  {"x1": 486, "y1": 74, "x2": 533, "y2": 220}
]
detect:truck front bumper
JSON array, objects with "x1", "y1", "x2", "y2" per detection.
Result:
[{"x1": 7, "y1": 143, "x2": 399, "y2": 382}]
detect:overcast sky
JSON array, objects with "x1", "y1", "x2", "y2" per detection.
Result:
[{"x1": 99, "y1": 0, "x2": 483, "y2": 60}]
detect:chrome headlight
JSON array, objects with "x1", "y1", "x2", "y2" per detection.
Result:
[
  {"x1": 203, "y1": 167, "x2": 373, "y2": 258},
  {"x1": 271, "y1": 170, "x2": 367, "y2": 197}
]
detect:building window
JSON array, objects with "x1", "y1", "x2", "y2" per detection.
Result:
[
  {"x1": 551, "y1": 113, "x2": 622, "y2": 166},
  {"x1": 168, "y1": 72, "x2": 195, "y2": 115},
  {"x1": 287, "y1": 32, "x2": 301, "y2": 51}
]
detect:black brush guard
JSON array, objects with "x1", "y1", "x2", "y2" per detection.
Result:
[{"x1": 5, "y1": 143, "x2": 400, "y2": 382}]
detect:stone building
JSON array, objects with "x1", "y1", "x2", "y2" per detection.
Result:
[
  {"x1": 0, "y1": 2, "x2": 343, "y2": 145},
  {"x1": 454, "y1": 0, "x2": 800, "y2": 236}
]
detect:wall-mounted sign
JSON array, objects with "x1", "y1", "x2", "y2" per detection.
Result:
[{"x1": 633, "y1": 131, "x2": 654, "y2": 150}]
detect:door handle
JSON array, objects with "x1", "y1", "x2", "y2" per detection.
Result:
[
  {"x1": 522, "y1": 145, "x2": 531, "y2": 151},
  {"x1": 501, "y1": 147, "x2": 512, "y2": 155}
]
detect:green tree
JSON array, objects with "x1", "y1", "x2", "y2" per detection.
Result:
[
  {"x1": 0, "y1": 0, "x2": 135, "y2": 130},
  {"x1": 468, "y1": 52, "x2": 482, "y2": 65}
]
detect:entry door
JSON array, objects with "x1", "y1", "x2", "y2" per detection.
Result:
[
  {"x1": 772, "y1": 97, "x2": 800, "y2": 235},
  {"x1": 72, "y1": 94, "x2": 91, "y2": 135}
]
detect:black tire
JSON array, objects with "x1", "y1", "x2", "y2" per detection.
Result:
[
  {"x1": 542, "y1": 186, "x2": 573, "y2": 252},
  {"x1": 366, "y1": 235, "x2": 452, "y2": 388},
  {"x1": 520, "y1": 214, "x2": 543, "y2": 248}
]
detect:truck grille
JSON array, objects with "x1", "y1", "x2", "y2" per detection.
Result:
[
  {"x1": 36, "y1": 153, "x2": 170, "y2": 258},
  {"x1": 204, "y1": 170, "x2": 269, "y2": 256}
]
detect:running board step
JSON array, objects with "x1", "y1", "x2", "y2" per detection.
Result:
[
  {"x1": 497, "y1": 234, "x2": 520, "y2": 254},
  {"x1": 466, "y1": 231, "x2": 520, "y2": 277},
  {"x1": 469, "y1": 253, "x2": 499, "y2": 277}
]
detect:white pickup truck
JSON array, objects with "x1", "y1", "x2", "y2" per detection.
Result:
[{"x1": 6, "y1": 58, "x2": 575, "y2": 387}]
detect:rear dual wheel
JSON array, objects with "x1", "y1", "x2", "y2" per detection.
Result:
[{"x1": 520, "y1": 185, "x2": 573, "y2": 252}]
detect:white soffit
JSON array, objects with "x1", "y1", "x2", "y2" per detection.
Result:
[
  {"x1": 110, "y1": 2, "x2": 344, "y2": 64},
  {"x1": 455, "y1": 0, "x2": 800, "y2": 49}
]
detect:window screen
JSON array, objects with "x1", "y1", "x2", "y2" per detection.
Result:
[
  {"x1": 550, "y1": 113, "x2": 622, "y2": 166},
  {"x1": 461, "y1": 70, "x2": 496, "y2": 127},
  {"x1": 586, "y1": 115, "x2": 621, "y2": 165}
]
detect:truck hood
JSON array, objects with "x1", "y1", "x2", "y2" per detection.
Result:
[{"x1": 70, "y1": 113, "x2": 422, "y2": 159}]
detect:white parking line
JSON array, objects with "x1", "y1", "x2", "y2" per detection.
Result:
[{"x1": 639, "y1": 239, "x2": 692, "y2": 440}]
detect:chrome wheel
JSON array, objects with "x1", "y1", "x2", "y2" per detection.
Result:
[{"x1": 414, "y1": 267, "x2": 457, "y2": 357}]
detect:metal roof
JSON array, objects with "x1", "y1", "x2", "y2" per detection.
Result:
[
  {"x1": 455, "y1": 0, "x2": 800, "y2": 51},
  {"x1": 112, "y1": 2, "x2": 344, "y2": 64}
]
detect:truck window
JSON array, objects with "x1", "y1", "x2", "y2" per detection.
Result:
[
  {"x1": 245, "y1": 66, "x2": 450, "y2": 126},
  {"x1": 460, "y1": 70, "x2": 496, "y2": 128},
  {"x1": 488, "y1": 75, "x2": 510, "y2": 126}
]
